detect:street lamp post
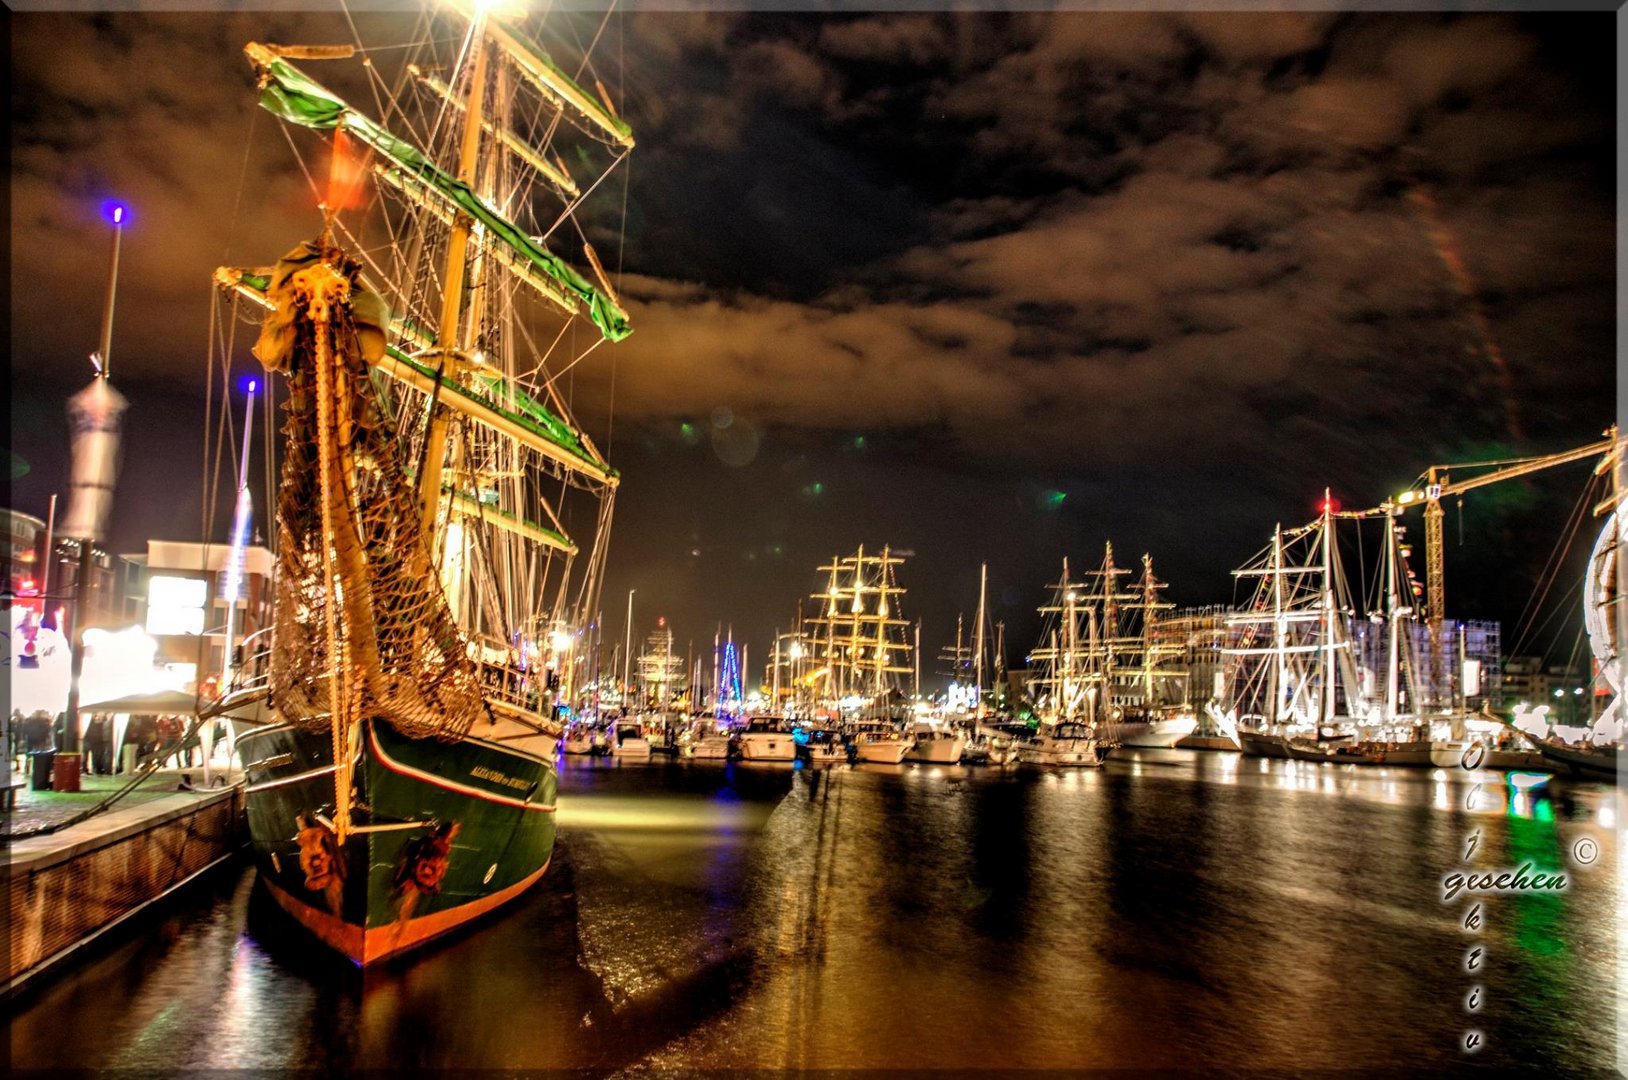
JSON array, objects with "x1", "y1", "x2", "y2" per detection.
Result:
[
  {"x1": 60, "y1": 203, "x2": 127, "y2": 792},
  {"x1": 220, "y1": 379, "x2": 258, "y2": 692}
]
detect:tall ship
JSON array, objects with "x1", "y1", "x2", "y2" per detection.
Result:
[
  {"x1": 804, "y1": 545, "x2": 922, "y2": 762},
  {"x1": 1223, "y1": 500, "x2": 1373, "y2": 761},
  {"x1": 1021, "y1": 559, "x2": 1109, "y2": 766},
  {"x1": 1091, "y1": 547, "x2": 1199, "y2": 748},
  {"x1": 635, "y1": 620, "x2": 686, "y2": 712},
  {"x1": 1385, "y1": 429, "x2": 1621, "y2": 773},
  {"x1": 632, "y1": 618, "x2": 686, "y2": 752},
  {"x1": 210, "y1": 6, "x2": 635, "y2": 963},
  {"x1": 1510, "y1": 434, "x2": 1625, "y2": 780},
  {"x1": 1527, "y1": 501, "x2": 1622, "y2": 780}
]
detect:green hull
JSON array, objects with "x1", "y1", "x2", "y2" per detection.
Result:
[{"x1": 234, "y1": 718, "x2": 557, "y2": 963}]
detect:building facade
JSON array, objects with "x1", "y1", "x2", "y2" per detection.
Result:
[
  {"x1": 123, "y1": 540, "x2": 275, "y2": 692},
  {"x1": 1, "y1": 507, "x2": 46, "y2": 598}
]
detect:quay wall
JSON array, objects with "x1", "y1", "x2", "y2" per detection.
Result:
[{"x1": 4, "y1": 785, "x2": 245, "y2": 992}]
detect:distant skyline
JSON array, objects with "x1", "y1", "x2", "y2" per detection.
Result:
[{"x1": 8, "y1": 9, "x2": 1617, "y2": 680}]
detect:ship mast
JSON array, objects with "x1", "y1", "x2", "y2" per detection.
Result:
[
  {"x1": 1384, "y1": 507, "x2": 1403, "y2": 725},
  {"x1": 973, "y1": 563, "x2": 987, "y2": 716},
  {"x1": 1319, "y1": 493, "x2": 1337, "y2": 731},
  {"x1": 419, "y1": 17, "x2": 492, "y2": 549},
  {"x1": 1271, "y1": 526, "x2": 1287, "y2": 728}
]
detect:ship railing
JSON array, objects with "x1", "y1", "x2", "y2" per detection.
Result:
[
  {"x1": 474, "y1": 651, "x2": 550, "y2": 718},
  {"x1": 225, "y1": 629, "x2": 274, "y2": 699}
]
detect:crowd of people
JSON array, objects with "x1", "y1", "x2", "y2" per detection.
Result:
[{"x1": 7, "y1": 709, "x2": 207, "y2": 777}]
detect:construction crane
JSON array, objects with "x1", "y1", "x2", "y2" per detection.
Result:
[{"x1": 1391, "y1": 426, "x2": 1620, "y2": 627}]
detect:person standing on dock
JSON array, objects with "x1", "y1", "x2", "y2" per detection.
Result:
[
  {"x1": 7, "y1": 709, "x2": 21, "y2": 775},
  {"x1": 24, "y1": 710, "x2": 54, "y2": 754},
  {"x1": 87, "y1": 714, "x2": 113, "y2": 775}
]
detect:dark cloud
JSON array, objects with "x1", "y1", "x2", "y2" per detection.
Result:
[{"x1": 8, "y1": 10, "x2": 1614, "y2": 669}]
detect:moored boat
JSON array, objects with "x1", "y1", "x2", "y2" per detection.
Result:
[
  {"x1": 212, "y1": 5, "x2": 639, "y2": 964},
  {"x1": 1428, "y1": 737, "x2": 1549, "y2": 773},
  {"x1": 738, "y1": 716, "x2": 796, "y2": 762},
  {"x1": 1017, "y1": 720, "x2": 1107, "y2": 767},
  {"x1": 850, "y1": 721, "x2": 912, "y2": 764},
  {"x1": 1236, "y1": 728, "x2": 1293, "y2": 759},
  {"x1": 797, "y1": 726, "x2": 848, "y2": 765},
  {"x1": 1530, "y1": 739, "x2": 1619, "y2": 782},
  {"x1": 562, "y1": 723, "x2": 595, "y2": 755},
  {"x1": 1176, "y1": 703, "x2": 1242, "y2": 751},
  {"x1": 688, "y1": 719, "x2": 734, "y2": 760},
  {"x1": 233, "y1": 717, "x2": 556, "y2": 964},
  {"x1": 1107, "y1": 712, "x2": 1201, "y2": 748},
  {"x1": 904, "y1": 719, "x2": 968, "y2": 764},
  {"x1": 613, "y1": 721, "x2": 653, "y2": 759}
]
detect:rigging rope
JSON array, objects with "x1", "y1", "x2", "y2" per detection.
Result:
[
  {"x1": 1507, "y1": 473, "x2": 1601, "y2": 661},
  {"x1": 256, "y1": 240, "x2": 489, "y2": 744}
]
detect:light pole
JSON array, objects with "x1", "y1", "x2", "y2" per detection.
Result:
[
  {"x1": 61, "y1": 201, "x2": 127, "y2": 792},
  {"x1": 95, "y1": 203, "x2": 124, "y2": 378},
  {"x1": 220, "y1": 378, "x2": 258, "y2": 693},
  {"x1": 622, "y1": 588, "x2": 635, "y2": 709}
]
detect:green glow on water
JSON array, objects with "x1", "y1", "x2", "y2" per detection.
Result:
[
  {"x1": 1043, "y1": 490, "x2": 1066, "y2": 509},
  {"x1": 1506, "y1": 811, "x2": 1566, "y2": 960}
]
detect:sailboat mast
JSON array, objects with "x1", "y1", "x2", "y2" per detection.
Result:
[
  {"x1": 913, "y1": 619, "x2": 921, "y2": 700},
  {"x1": 873, "y1": 548, "x2": 888, "y2": 697},
  {"x1": 1385, "y1": 509, "x2": 1402, "y2": 724},
  {"x1": 823, "y1": 560, "x2": 840, "y2": 701},
  {"x1": 852, "y1": 544, "x2": 866, "y2": 693},
  {"x1": 1061, "y1": 559, "x2": 1075, "y2": 722},
  {"x1": 1320, "y1": 493, "x2": 1336, "y2": 729},
  {"x1": 974, "y1": 562, "x2": 987, "y2": 713},
  {"x1": 1141, "y1": 554, "x2": 1156, "y2": 710},
  {"x1": 772, "y1": 632, "x2": 782, "y2": 706},
  {"x1": 1270, "y1": 526, "x2": 1286, "y2": 727},
  {"x1": 1086, "y1": 594, "x2": 1100, "y2": 725},
  {"x1": 419, "y1": 20, "x2": 492, "y2": 545},
  {"x1": 995, "y1": 621, "x2": 1006, "y2": 710},
  {"x1": 1100, "y1": 543, "x2": 1117, "y2": 721}
]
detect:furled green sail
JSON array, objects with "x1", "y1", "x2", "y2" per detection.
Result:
[
  {"x1": 216, "y1": 265, "x2": 612, "y2": 478},
  {"x1": 247, "y1": 46, "x2": 632, "y2": 343}
]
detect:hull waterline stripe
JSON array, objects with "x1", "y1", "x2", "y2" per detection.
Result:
[{"x1": 367, "y1": 723, "x2": 557, "y2": 813}]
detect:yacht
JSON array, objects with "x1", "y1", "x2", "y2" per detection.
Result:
[
  {"x1": 689, "y1": 718, "x2": 734, "y2": 760},
  {"x1": 562, "y1": 723, "x2": 595, "y2": 755},
  {"x1": 850, "y1": 721, "x2": 912, "y2": 764},
  {"x1": 1015, "y1": 723, "x2": 1107, "y2": 765},
  {"x1": 798, "y1": 725, "x2": 848, "y2": 765},
  {"x1": 1017, "y1": 720, "x2": 1108, "y2": 767},
  {"x1": 613, "y1": 720, "x2": 652, "y2": 759},
  {"x1": 737, "y1": 716, "x2": 796, "y2": 762},
  {"x1": 904, "y1": 719, "x2": 968, "y2": 764}
]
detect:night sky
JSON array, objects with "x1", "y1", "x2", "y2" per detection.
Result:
[{"x1": 8, "y1": 9, "x2": 1618, "y2": 681}]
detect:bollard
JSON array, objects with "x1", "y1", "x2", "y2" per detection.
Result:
[
  {"x1": 29, "y1": 750, "x2": 56, "y2": 791},
  {"x1": 52, "y1": 751, "x2": 83, "y2": 793}
]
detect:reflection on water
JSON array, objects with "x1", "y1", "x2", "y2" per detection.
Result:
[{"x1": 8, "y1": 752, "x2": 1618, "y2": 1072}]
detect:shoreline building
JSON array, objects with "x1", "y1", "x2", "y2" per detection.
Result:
[
  {"x1": 122, "y1": 539, "x2": 274, "y2": 692},
  {"x1": 1, "y1": 508, "x2": 46, "y2": 599}
]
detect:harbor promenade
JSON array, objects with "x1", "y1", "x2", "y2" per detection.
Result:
[{"x1": 4, "y1": 761, "x2": 246, "y2": 997}]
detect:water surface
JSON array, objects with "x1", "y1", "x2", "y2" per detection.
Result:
[{"x1": 10, "y1": 751, "x2": 1619, "y2": 1074}]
